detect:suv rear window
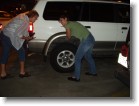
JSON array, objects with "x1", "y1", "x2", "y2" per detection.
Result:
[
  {"x1": 90, "y1": 3, "x2": 114, "y2": 22},
  {"x1": 115, "y1": 4, "x2": 130, "y2": 23}
]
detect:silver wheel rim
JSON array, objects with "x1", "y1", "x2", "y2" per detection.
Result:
[{"x1": 57, "y1": 50, "x2": 75, "y2": 68}]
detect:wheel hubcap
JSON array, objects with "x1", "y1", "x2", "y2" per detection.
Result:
[{"x1": 57, "y1": 50, "x2": 75, "y2": 68}]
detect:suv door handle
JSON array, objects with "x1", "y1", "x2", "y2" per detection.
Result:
[
  {"x1": 121, "y1": 27, "x2": 128, "y2": 30},
  {"x1": 85, "y1": 26, "x2": 91, "y2": 28}
]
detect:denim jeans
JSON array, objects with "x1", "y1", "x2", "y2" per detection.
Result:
[
  {"x1": 0, "y1": 32, "x2": 25, "y2": 64},
  {"x1": 74, "y1": 33, "x2": 96, "y2": 80}
]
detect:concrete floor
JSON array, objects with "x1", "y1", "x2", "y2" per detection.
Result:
[{"x1": 0, "y1": 49, "x2": 130, "y2": 97}]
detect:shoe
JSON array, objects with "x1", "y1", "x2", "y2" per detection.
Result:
[
  {"x1": 68, "y1": 77, "x2": 80, "y2": 82},
  {"x1": 85, "y1": 72, "x2": 97, "y2": 76},
  {"x1": 0, "y1": 74, "x2": 14, "y2": 80},
  {"x1": 19, "y1": 72, "x2": 31, "y2": 78}
]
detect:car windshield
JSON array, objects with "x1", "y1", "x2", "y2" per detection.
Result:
[{"x1": 0, "y1": 11, "x2": 12, "y2": 18}]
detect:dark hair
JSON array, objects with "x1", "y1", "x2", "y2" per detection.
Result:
[
  {"x1": 26, "y1": 10, "x2": 39, "y2": 18},
  {"x1": 59, "y1": 14, "x2": 69, "y2": 20}
]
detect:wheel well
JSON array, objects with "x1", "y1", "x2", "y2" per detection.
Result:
[
  {"x1": 43, "y1": 33, "x2": 80, "y2": 56},
  {"x1": 49, "y1": 37, "x2": 79, "y2": 51}
]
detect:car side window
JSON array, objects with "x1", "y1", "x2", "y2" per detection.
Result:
[
  {"x1": 115, "y1": 4, "x2": 130, "y2": 23},
  {"x1": 43, "y1": 2, "x2": 82, "y2": 21},
  {"x1": 80, "y1": 2, "x2": 90, "y2": 21},
  {"x1": 90, "y1": 3, "x2": 115, "y2": 22}
]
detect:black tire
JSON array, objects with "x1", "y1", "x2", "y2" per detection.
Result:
[{"x1": 50, "y1": 43, "x2": 77, "y2": 73}]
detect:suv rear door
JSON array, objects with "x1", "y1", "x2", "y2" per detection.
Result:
[{"x1": 80, "y1": 2, "x2": 117, "y2": 53}]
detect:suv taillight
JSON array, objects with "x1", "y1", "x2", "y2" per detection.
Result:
[
  {"x1": 0, "y1": 24, "x2": 2, "y2": 30},
  {"x1": 28, "y1": 22, "x2": 34, "y2": 32},
  {"x1": 121, "y1": 44, "x2": 128, "y2": 57}
]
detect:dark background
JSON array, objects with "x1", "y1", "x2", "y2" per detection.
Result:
[
  {"x1": 0, "y1": 0, "x2": 130, "y2": 16},
  {"x1": 0, "y1": 0, "x2": 37, "y2": 16}
]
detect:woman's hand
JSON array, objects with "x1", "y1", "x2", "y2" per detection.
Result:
[{"x1": 21, "y1": 36, "x2": 35, "y2": 41}]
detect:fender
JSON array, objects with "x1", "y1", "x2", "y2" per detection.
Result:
[
  {"x1": 43, "y1": 32, "x2": 80, "y2": 57},
  {"x1": 43, "y1": 32, "x2": 67, "y2": 56}
]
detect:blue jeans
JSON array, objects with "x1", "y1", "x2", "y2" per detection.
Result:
[
  {"x1": 0, "y1": 32, "x2": 25, "y2": 64},
  {"x1": 74, "y1": 33, "x2": 96, "y2": 80}
]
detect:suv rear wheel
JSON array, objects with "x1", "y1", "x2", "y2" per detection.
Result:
[{"x1": 50, "y1": 43, "x2": 77, "y2": 73}]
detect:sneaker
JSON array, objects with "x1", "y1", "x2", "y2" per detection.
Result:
[{"x1": 68, "y1": 77, "x2": 80, "y2": 82}]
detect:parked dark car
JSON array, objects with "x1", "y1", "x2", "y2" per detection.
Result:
[
  {"x1": 115, "y1": 28, "x2": 130, "y2": 87},
  {"x1": 0, "y1": 11, "x2": 13, "y2": 32}
]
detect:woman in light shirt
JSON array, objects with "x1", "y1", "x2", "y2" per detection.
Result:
[{"x1": 0, "y1": 10, "x2": 39, "y2": 79}]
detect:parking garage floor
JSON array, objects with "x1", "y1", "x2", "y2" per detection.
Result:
[{"x1": 0, "y1": 49, "x2": 130, "y2": 98}]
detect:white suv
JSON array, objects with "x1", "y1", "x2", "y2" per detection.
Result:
[{"x1": 29, "y1": 0, "x2": 130, "y2": 72}]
